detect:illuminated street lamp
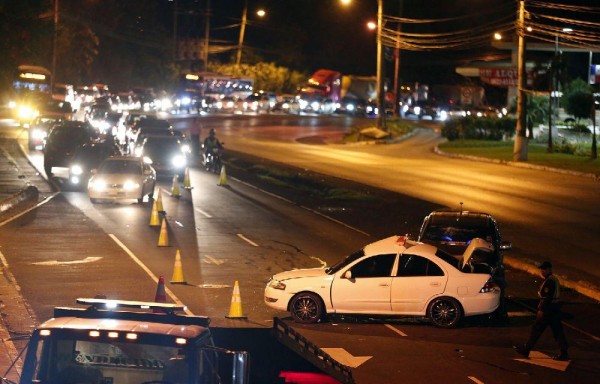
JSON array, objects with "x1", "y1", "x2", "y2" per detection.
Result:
[
  {"x1": 494, "y1": 32, "x2": 502, "y2": 41},
  {"x1": 236, "y1": 0, "x2": 266, "y2": 66}
]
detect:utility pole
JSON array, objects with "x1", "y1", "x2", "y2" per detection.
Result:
[
  {"x1": 376, "y1": 0, "x2": 387, "y2": 130},
  {"x1": 590, "y1": 51, "x2": 597, "y2": 159},
  {"x1": 393, "y1": 0, "x2": 403, "y2": 117},
  {"x1": 172, "y1": 0, "x2": 178, "y2": 63},
  {"x1": 513, "y1": 0, "x2": 528, "y2": 161},
  {"x1": 204, "y1": 0, "x2": 211, "y2": 72},
  {"x1": 51, "y1": 0, "x2": 58, "y2": 89},
  {"x1": 236, "y1": 0, "x2": 248, "y2": 67}
]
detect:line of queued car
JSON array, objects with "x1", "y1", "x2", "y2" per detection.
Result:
[
  {"x1": 39, "y1": 104, "x2": 191, "y2": 204},
  {"x1": 265, "y1": 209, "x2": 511, "y2": 328}
]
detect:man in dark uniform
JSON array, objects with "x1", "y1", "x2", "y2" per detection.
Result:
[{"x1": 514, "y1": 261, "x2": 569, "y2": 361}]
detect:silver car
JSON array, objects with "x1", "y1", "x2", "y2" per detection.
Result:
[{"x1": 88, "y1": 156, "x2": 156, "y2": 204}]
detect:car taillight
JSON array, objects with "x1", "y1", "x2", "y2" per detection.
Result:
[{"x1": 479, "y1": 279, "x2": 500, "y2": 293}]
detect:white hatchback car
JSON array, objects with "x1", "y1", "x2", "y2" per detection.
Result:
[
  {"x1": 88, "y1": 156, "x2": 156, "y2": 204},
  {"x1": 265, "y1": 236, "x2": 500, "y2": 328}
]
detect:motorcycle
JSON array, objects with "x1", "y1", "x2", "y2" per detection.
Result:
[{"x1": 203, "y1": 146, "x2": 222, "y2": 173}]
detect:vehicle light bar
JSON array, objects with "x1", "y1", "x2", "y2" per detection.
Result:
[{"x1": 77, "y1": 298, "x2": 186, "y2": 314}]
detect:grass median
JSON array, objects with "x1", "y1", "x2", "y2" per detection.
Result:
[{"x1": 439, "y1": 140, "x2": 600, "y2": 176}]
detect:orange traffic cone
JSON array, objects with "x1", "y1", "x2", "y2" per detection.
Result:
[
  {"x1": 218, "y1": 165, "x2": 228, "y2": 187},
  {"x1": 156, "y1": 188, "x2": 164, "y2": 213},
  {"x1": 225, "y1": 281, "x2": 246, "y2": 319},
  {"x1": 183, "y1": 167, "x2": 192, "y2": 189},
  {"x1": 171, "y1": 175, "x2": 181, "y2": 198},
  {"x1": 158, "y1": 218, "x2": 170, "y2": 247},
  {"x1": 153, "y1": 276, "x2": 167, "y2": 313},
  {"x1": 149, "y1": 200, "x2": 160, "y2": 227},
  {"x1": 170, "y1": 249, "x2": 187, "y2": 284}
]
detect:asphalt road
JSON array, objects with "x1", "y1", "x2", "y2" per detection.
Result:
[{"x1": 1, "y1": 114, "x2": 599, "y2": 383}]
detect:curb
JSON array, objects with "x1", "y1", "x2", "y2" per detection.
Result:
[
  {"x1": 434, "y1": 146, "x2": 600, "y2": 181},
  {"x1": 0, "y1": 185, "x2": 39, "y2": 223}
]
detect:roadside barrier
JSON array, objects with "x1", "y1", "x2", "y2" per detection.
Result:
[
  {"x1": 149, "y1": 200, "x2": 160, "y2": 227},
  {"x1": 171, "y1": 175, "x2": 181, "y2": 198},
  {"x1": 156, "y1": 188, "x2": 164, "y2": 213},
  {"x1": 157, "y1": 218, "x2": 170, "y2": 247},
  {"x1": 225, "y1": 281, "x2": 246, "y2": 319},
  {"x1": 153, "y1": 276, "x2": 167, "y2": 313},
  {"x1": 170, "y1": 249, "x2": 187, "y2": 284},
  {"x1": 183, "y1": 168, "x2": 192, "y2": 189},
  {"x1": 218, "y1": 165, "x2": 228, "y2": 187}
]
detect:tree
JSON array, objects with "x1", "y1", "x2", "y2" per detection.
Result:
[{"x1": 563, "y1": 78, "x2": 592, "y2": 123}]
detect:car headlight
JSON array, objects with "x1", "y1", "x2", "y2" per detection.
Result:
[
  {"x1": 181, "y1": 144, "x2": 191, "y2": 153},
  {"x1": 172, "y1": 155, "x2": 186, "y2": 168},
  {"x1": 268, "y1": 279, "x2": 286, "y2": 290},
  {"x1": 414, "y1": 106, "x2": 421, "y2": 115},
  {"x1": 440, "y1": 111, "x2": 448, "y2": 121},
  {"x1": 18, "y1": 105, "x2": 37, "y2": 120},
  {"x1": 134, "y1": 146, "x2": 143, "y2": 157},
  {"x1": 311, "y1": 101, "x2": 320, "y2": 111},
  {"x1": 70, "y1": 164, "x2": 83, "y2": 176},
  {"x1": 123, "y1": 180, "x2": 140, "y2": 191},
  {"x1": 346, "y1": 103, "x2": 355, "y2": 111},
  {"x1": 91, "y1": 179, "x2": 107, "y2": 191},
  {"x1": 181, "y1": 97, "x2": 191, "y2": 106}
]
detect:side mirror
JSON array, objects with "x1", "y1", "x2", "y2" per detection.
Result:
[
  {"x1": 500, "y1": 241, "x2": 512, "y2": 251},
  {"x1": 342, "y1": 270, "x2": 352, "y2": 279}
]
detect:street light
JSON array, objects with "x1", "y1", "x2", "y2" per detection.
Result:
[
  {"x1": 236, "y1": 0, "x2": 266, "y2": 67},
  {"x1": 343, "y1": 0, "x2": 386, "y2": 130}
]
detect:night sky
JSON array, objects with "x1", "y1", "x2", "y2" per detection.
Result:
[{"x1": 176, "y1": 0, "x2": 517, "y2": 83}]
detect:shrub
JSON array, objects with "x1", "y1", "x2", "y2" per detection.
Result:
[
  {"x1": 570, "y1": 124, "x2": 591, "y2": 134},
  {"x1": 442, "y1": 116, "x2": 516, "y2": 141}
]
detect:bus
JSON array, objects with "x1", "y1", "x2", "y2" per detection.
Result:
[
  {"x1": 178, "y1": 72, "x2": 254, "y2": 99},
  {"x1": 12, "y1": 65, "x2": 52, "y2": 94},
  {"x1": 9, "y1": 65, "x2": 53, "y2": 124}
]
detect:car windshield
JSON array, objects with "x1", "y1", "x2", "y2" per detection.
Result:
[
  {"x1": 422, "y1": 215, "x2": 493, "y2": 244},
  {"x1": 30, "y1": 334, "x2": 196, "y2": 384},
  {"x1": 99, "y1": 160, "x2": 142, "y2": 175},
  {"x1": 143, "y1": 139, "x2": 181, "y2": 157},
  {"x1": 325, "y1": 249, "x2": 365, "y2": 275}
]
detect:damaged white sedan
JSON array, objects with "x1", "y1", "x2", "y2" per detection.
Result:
[{"x1": 264, "y1": 236, "x2": 500, "y2": 328}]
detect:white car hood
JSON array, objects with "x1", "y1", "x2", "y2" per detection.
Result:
[
  {"x1": 273, "y1": 267, "x2": 328, "y2": 281},
  {"x1": 92, "y1": 174, "x2": 143, "y2": 184}
]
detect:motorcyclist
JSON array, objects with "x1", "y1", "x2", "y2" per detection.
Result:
[{"x1": 203, "y1": 128, "x2": 223, "y2": 166}]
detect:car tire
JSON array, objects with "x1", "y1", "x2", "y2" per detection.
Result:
[
  {"x1": 428, "y1": 297, "x2": 463, "y2": 328},
  {"x1": 290, "y1": 292, "x2": 324, "y2": 324},
  {"x1": 137, "y1": 195, "x2": 144, "y2": 204}
]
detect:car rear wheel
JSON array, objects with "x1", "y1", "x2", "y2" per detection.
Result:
[
  {"x1": 290, "y1": 293, "x2": 324, "y2": 324},
  {"x1": 428, "y1": 297, "x2": 463, "y2": 328}
]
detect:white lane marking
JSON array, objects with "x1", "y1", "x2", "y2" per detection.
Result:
[
  {"x1": 203, "y1": 255, "x2": 225, "y2": 265},
  {"x1": 32, "y1": 257, "x2": 102, "y2": 266},
  {"x1": 468, "y1": 376, "x2": 485, "y2": 384},
  {"x1": 384, "y1": 323, "x2": 407, "y2": 337},
  {"x1": 0, "y1": 192, "x2": 59, "y2": 227},
  {"x1": 320, "y1": 348, "x2": 372, "y2": 368},
  {"x1": 514, "y1": 350, "x2": 570, "y2": 371},
  {"x1": 109, "y1": 234, "x2": 194, "y2": 316},
  {"x1": 174, "y1": 220, "x2": 184, "y2": 227},
  {"x1": 508, "y1": 311, "x2": 534, "y2": 317},
  {"x1": 196, "y1": 284, "x2": 231, "y2": 289},
  {"x1": 195, "y1": 207, "x2": 212, "y2": 218},
  {"x1": 237, "y1": 233, "x2": 259, "y2": 247}
]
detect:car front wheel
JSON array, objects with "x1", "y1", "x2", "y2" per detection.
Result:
[
  {"x1": 428, "y1": 297, "x2": 463, "y2": 328},
  {"x1": 290, "y1": 293, "x2": 324, "y2": 324}
]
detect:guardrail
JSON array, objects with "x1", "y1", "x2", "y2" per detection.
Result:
[
  {"x1": 273, "y1": 317, "x2": 355, "y2": 384},
  {"x1": 0, "y1": 185, "x2": 38, "y2": 223}
]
